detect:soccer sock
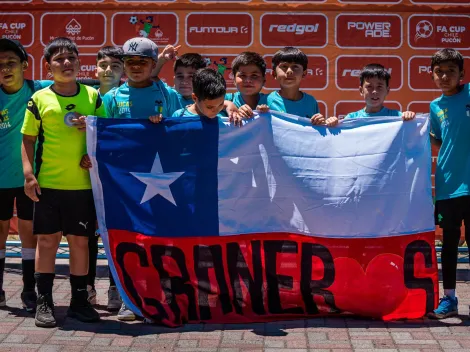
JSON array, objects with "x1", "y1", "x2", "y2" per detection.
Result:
[
  {"x1": 35, "y1": 272, "x2": 55, "y2": 297},
  {"x1": 70, "y1": 274, "x2": 88, "y2": 303},
  {"x1": 108, "y1": 266, "x2": 116, "y2": 287},
  {"x1": 0, "y1": 249, "x2": 5, "y2": 293},
  {"x1": 444, "y1": 289, "x2": 456, "y2": 298},
  {"x1": 21, "y1": 248, "x2": 36, "y2": 292}
]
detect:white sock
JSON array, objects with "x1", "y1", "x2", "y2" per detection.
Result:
[
  {"x1": 0, "y1": 249, "x2": 5, "y2": 259},
  {"x1": 21, "y1": 248, "x2": 36, "y2": 261},
  {"x1": 444, "y1": 289, "x2": 456, "y2": 298}
]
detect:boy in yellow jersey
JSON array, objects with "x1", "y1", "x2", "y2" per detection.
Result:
[{"x1": 21, "y1": 37, "x2": 105, "y2": 328}]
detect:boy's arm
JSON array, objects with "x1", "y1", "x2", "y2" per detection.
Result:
[
  {"x1": 154, "y1": 45, "x2": 181, "y2": 79},
  {"x1": 429, "y1": 105, "x2": 442, "y2": 147}
]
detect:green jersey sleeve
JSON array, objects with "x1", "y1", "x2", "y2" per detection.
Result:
[
  {"x1": 94, "y1": 94, "x2": 106, "y2": 118},
  {"x1": 21, "y1": 98, "x2": 41, "y2": 136}
]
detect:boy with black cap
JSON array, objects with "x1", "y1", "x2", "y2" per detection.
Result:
[{"x1": 0, "y1": 39, "x2": 52, "y2": 312}]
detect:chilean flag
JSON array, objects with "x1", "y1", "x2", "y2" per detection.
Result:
[{"x1": 87, "y1": 113, "x2": 438, "y2": 327}]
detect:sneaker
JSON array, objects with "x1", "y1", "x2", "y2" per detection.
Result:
[
  {"x1": 107, "y1": 286, "x2": 121, "y2": 311},
  {"x1": 0, "y1": 290, "x2": 5, "y2": 307},
  {"x1": 117, "y1": 303, "x2": 136, "y2": 321},
  {"x1": 87, "y1": 285, "x2": 97, "y2": 305},
  {"x1": 67, "y1": 299, "x2": 100, "y2": 323},
  {"x1": 21, "y1": 290, "x2": 37, "y2": 313},
  {"x1": 35, "y1": 294, "x2": 56, "y2": 328},
  {"x1": 428, "y1": 295, "x2": 458, "y2": 319}
]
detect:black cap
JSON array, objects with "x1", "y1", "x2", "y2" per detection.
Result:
[{"x1": 0, "y1": 39, "x2": 28, "y2": 62}]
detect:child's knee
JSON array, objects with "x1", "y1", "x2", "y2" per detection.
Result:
[{"x1": 37, "y1": 234, "x2": 61, "y2": 251}]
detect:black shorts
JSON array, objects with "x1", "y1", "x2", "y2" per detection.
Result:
[
  {"x1": 33, "y1": 188, "x2": 96, "y2": 237},
  {"x1": 434, "y1": 195, "x2": 470, "y2": 229},
  {"x1": 0, "y1": 187, "x2": 34, "y2": 221}
]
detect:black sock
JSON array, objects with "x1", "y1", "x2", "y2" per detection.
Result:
[
  {"x1": 70, "y1": 274, "x2": 88, "y2": 302},
  {"x1": 22, "y1": 260, "x2": 36, "y2": 292},
  {"x1": 35, "y1": 272, "x2": 55, "y2": 296},
  {"x1": 87, "y1": 235, "x2": 98, "y2": 288},
  {"x1": 0, "y1": 257, "x2": 5, "y2": 292},
  {"x1": 108, "y1": 266, "x2": 116, "y2": 287}
]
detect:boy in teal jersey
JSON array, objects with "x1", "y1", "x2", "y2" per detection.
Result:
[
  {"x1": 427, "y1": 49, "x2": 470, "y2": 319},
  {"x1": 227, "y1": 51, "x2": 269, "y2": 118},
  {"x1": 266, "y1": 47, "x2": 338, "y2": 126},
  {"x1": 344, "y1": 64, "x2": 415, "y2": 120},
  {"x1": 102, "y1": 37, "x2": 179, "y2": 120},
  {"x1": 172, "y1": 68, "x2": 227, "y2": 123},
  {"x1": 21, "y1": 37, "x2": 105, "y2": 328},
  {"x1": 172, "y1": 53, "x2": 206, "y2": 109},
  {"x1": 0, "y1": 39, "x2": 52, "y2": 312}
]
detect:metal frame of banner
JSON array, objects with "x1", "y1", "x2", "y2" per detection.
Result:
[{"x1": 4, "y1": 241, "x2": 468, "y2": 263}]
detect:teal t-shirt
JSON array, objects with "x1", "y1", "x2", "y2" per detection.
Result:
[
  {"x1": 175, "y1": 90, "x2": 193, "y2": 110},
  {"x1": 267, "y1": 91, "x2": 319, "y2": 118},
  {"x1": 102, "y1": 81, "x2": 179, "y2": 119},
  {"x1": 430, "y1": 83, "x2": 470, "y2": 201},
  {"x1": 225, "y1": 92, "x2": 268, "y2": 109},
  {"x1": 172, "y1": 107, "x2": 228, "y2": 126},
  {"x1": 0, "y1": 80, "x2": 52, "y2": 188},
  {"x1": 344, "y1": 107, "x2": 402, "y2": 119}
]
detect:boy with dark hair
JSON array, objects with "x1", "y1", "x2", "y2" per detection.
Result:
[
  {"x1": 267, "y1": 47, "x2": 337, "y2": 126},
  {"x1": 172, "y1": 53, "x2": 206, "y2": 108},
  {"x1": 228, "y1": 51, "x2": 268, "y2": 118},
  {"x1": 0, "y1": 39, "x2": 52, "y2": 312},
  {"x1": 21, "y1": 37, "x2": 105, "y2": 327},
  {"x1": 85, "y1": 45, "x2": 124, "y2": 311},
  {"x1": 344, "y1": 63, "x2": 415, "y2": 120},
  {"x1": 172, "y1": 68, "x2": 227, "y2": 121},
  {"x1": 428, "y1": 49, "x2": 470, "y2": 319}
]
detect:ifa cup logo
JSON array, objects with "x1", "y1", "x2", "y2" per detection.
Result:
[
  {"x1": 409, "y1": 15, "x2": 469, "y2": 49},
  {"x1": 111, "y1": 13, "x2": 178, "y2": 47},
  {"x1": 0, "y1": 13, "x2": 33, "y2": 47}
]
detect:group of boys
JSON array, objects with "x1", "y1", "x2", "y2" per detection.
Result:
[{"x1": 0, "y1": 34, "x2": 468, "y2": 327}]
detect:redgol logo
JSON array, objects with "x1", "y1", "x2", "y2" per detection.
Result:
[
  {"x1": 261, "y1": 13, "x2": 327, "y2": 48},
  {"x1": 336, "y1": 14, "x2": 402, "y2": 48},
  {"x1": 186, "y1": 13, "x2": 253, "y2": 47}
]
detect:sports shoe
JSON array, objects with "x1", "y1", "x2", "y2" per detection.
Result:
[
  {"x1": 67, "y1": 299, "x2": 100, "y2": 323},
  {"x1": 428, "y1": 295, "x2": 458, "y2": 319},
  {"x1": 21, "y1": 290, "x2": 37, "y2": 313},
  {"x1": 117, "y1": 303, "x2": 136, "y2": 321},
  {"x1": 35, "y1": 294, "x2": 56, "y2": 328},
  {"x1": 0, "y1": 290, "x2": 5, "y2": 307},
  {"x1": 87, "y1": 285, "x2": 97, "y2": 305},
  {"x1": 107, "y1": 286, "x2": 121, "y2": 311}
]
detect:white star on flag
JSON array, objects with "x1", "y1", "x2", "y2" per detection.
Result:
[{"x1": 131, "y1": 152, "x2": 184, "y2": 205}]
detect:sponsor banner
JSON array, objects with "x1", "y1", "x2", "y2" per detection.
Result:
[
  {"x1": 263, "y1": 0, "x2": 326, "y2": 2},
  {"x1": 407, "y1": 101, "x2": 431, "y2": 114},
  {"x1": 40, "y1": 53, "x2": 97, "y2": 80},
  {"x1": 44, "y1": 0, "x2": 104, "y2": 2},
  {"x1": 408, "y1": 14, "x2": 470, "y2": 50},
  {"x1": 336, "y1": 55, "x2": 403, "y2": 91},
  {"x1": 202, "y1": 54, "x2": 237, "y2": 90},
  {"x1": 260, "y1": 13, "x2": 328, "y2": 48},
  {"x1": 111, "y1": 12, "x2": 178, "y2": 47},
  {"x1": 264, "y1": 55, "x2": 328, "y2": 90},
  {"x1": 410, "y1": 0, "x2": 467, "y2": 3},
  {"x1": 335, "y1": 14, "x2": 402, "y2": 49},
  {"x1": 0, "y1": 13, "x2": 34, "y2": 47},
  {"x1": 334, "y1": 100, "x2": 402, "y2": 119},
  {"x1": 185, "y1": 12, "x2": 253, "y2": 47},
  {"x1": 115, "y1": 0, "x2": 175, "y2": 2},
  {"x1": 339, "y1": 0, "x2": 401, "y2": 2},
  {"x1": 40, "y1": 12, "x2": 106, "y2": 47},
  {"x1": 408, "y1": 56, "x2": 470, "y2": 91}
]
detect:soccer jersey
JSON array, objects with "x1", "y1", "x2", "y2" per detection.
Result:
[
  {"x1": 267, "y1": 91, "x2": 319, "y2": 118},
  {"x1": 21, "y1": 83, "x2": 105, "y2": 190},
  {"x1": 102, "y1": 81, "x2": 179, "y2": 119},
  {"x1": 174, "y1": 89, "x2": 193, "y2": 109},
  {"x1": 225, "y1": 92, "x2": 268, "y2": 109},
  {"x1": 344, "y1": 107, "x2": 402, "y2": 119},
  {"x1": 0, "y1": 80, "x2": 52, "y2": 189},
  {"x1": 172, "y1": 107, "x2": 228, "y2": 126},
  {"x1": 430, "y1": 84, "x2": 470, "y2": 201}
]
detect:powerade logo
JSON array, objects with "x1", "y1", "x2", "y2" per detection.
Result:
[{"x1": 347, "y1": 22, "x2": 391, "y2": 38}]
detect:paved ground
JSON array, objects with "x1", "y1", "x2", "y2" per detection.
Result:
[{"x1": 1, "y1": 259, "x2": 470, "y2": 352}]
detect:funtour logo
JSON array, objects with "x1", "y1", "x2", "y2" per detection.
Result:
[
  {"x1": 112, "y1": 13, "x2": 178, "y2": 47},
  {"x1": 336, "y1": 14, "x2": 402, "y2": 48},
  {"x1": 0, "y1": 13, "x2": 33, "y2": 46},
  {"x1": 185, "y1": 13, "x2": 253, "y2": 47},
  {"x1": 260, "y1": 13, "x2": 328, "y2": 48}
]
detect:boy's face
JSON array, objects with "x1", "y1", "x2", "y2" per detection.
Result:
[
  {"x1": 193, "y1": 94, "x2": 225, "y2": 119},
  {"x1": 273, "y1": 61, "x2": 306, "y2": 89},
  {"x1": 431, "y1": 61, "x2": 464, "y2": 95},
  {"x1": 46, "y1": 49, "x2": 79, "y2": 83},
  {"x1": 235, "y1": 64, "x2": 265, "y2": 96},
  {"x1": 0, "y1": 50, "x2": 27, "y2": 88},
  {"x1": 174, "y1": 66, "x2": 196, "y2": 98},
  {"x1": 96, "y1": 56, "x2": 123, "y2": 87},
  {"x1": 359, "y1": 77, "x2": 389, "y2": 110},
  {"x1": 123, "y1": 56, "x2": 156, "y2": 83}
]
